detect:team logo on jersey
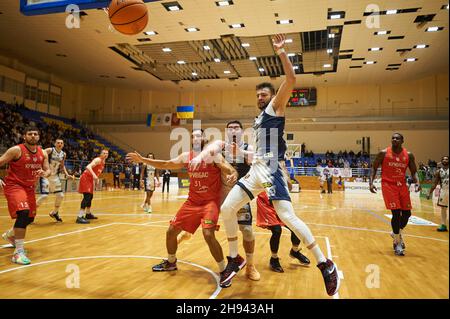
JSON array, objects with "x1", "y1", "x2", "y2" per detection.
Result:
[
  {"x1": 204, "y1": 219, "x2": 214, "y2": 225},
  {"x1": 395, "y1": 157, "x2": 400, "y2": 162},
  {"x1": 262, "y1": 182, "x2": 273, "y2": 188},
  {"x1": 33, "y1": 157, "x2": 37, "y2": 162}
]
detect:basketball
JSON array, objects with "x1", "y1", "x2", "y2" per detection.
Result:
[{"x1": 108, "y1": 0, "x2": 148, "y2": 35}]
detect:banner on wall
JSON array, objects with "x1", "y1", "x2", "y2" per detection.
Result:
[
  {"x1": 147, "y1": 113, "x2": 173, "y2": 127},
  {"x1": 318, "y1": 167, "x2": 352, "y2": 178}
]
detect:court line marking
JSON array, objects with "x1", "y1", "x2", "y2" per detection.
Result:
[
  {"x1": 306, "y1": 222, "x2": 449, "y2": 243},
  {"x1": 1, "y1": 221, "x2": 341, "y2": 299},
  {"x1": 0, "y1": 255, "x2": 222, "y2": 299},
  {"x1": 0, "y1": 220, "x2": 172, "y2": 249}
]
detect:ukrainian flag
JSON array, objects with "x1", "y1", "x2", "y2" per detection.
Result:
[
  {"x1": 177, "y1": 106, "x2": 194, "y2": 119},
  {"x1": 147, "y1": 113, "x2": 156, "y2": 127}
]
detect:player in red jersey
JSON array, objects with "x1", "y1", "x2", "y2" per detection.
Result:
[
  {"x1": 76, "y1": 149, "x2": 109, "y2": 224},
  {"x1": 0, "y1": 126, "x2": 50, "y2": 265},
  {"x1": 370, "y1": 133, "x2": 421, "y2": 256},
  {"x1": 257, "y1": 192, "x2": 310, "y2": 273},
  {"x1": 126, "y1": 129, "x2": 238, "y2": 288}
]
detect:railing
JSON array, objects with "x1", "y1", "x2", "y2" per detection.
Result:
[{"x1": 76, "y1": 106, "x2": 449, "y2": 125}]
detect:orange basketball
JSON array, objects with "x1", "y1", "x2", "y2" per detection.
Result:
[{"x1": 109, "y1": 0, "x2": 148, "y2": 35}]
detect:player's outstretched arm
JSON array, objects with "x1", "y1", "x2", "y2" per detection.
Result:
[
  {"x1": 215, "y1": 154, "x2": 238, "y2": 186},
  {"x1": 369, "y1": 150, "x2": 386, "y2": 193},
  {"x1": 127, "y1": 151, "x2": 187, "y2": 170},
  {"x1": 271, "y1": 34, "x2": 296, "y2": 116}
]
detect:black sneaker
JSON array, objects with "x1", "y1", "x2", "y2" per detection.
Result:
[
  {"x1": 219, "y1": 271, "x2": 232, "y2": 288},
  {"x1": 50, "y1": 211, "x2": 63, "y2": 222},
  {"x1": 76, "y1": 217, "x2": 90, "y2": 224},
  {"x1": 269, "y1": 257, "x2": 284, "y2": 273},
  {"x1": 317, "y1": 259, "x2": 340, "y2": 296},
  {"x1": 85, "y1": 213, "x2": 98, "y2": 220},
  {"x1": 220, "y1": 255, "x2": 246, "y2": 285},
  {"x1": 152, "y1": 259, "x2": 177, "y2": 272},
  {"x1": 289, "y1": 249, "x2": 311, "y2": 266}
]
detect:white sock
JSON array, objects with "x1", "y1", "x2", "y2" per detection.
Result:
[
  {"x1": 441, "y1": 207, "x2": 448, "y2": 226},
  {"x1": 78, "y1": 210, "x2": 85, "y2": 218},
  {"x1": 14, "y1": 239, "x2": 24, "y2": 254},
  {"x1": 229, "y1": 239, "x2": 239, "y2": 258},
  {"x1": 246, "y1": 253, "x2": 254, "y2": 265},
  {"x1": 218, "y1": 260, "x2": 226, "y2": 273},
  {"x1": 310, "y1": 244, "x2": 327, "y2": 264},
  {"x1": 271, "y1": 253, "x2": 278, "y2": 259},
  {"x1": 168, "y1": 254, "x2": 177, "y2": 263}
]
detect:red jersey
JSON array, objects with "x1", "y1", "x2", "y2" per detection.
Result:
[
  {"x1": 187, "y1": 152, "x2": 221, "y2": 202},
  {"x1": 81, "y1": 157, "x2": 105, "y2": 179},
  {"x1": 4, "y1": 144, "x2": 45, "y2": 188},
  {"x1": 381, "y1": 147, "x2": 409, "y2": 184}
]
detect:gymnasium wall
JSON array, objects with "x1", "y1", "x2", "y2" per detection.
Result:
[
  {"x1": 70, "y1": 73, "x2": 449, "y2": 122},
  {"x1": 0, "y1": 53, "x2": 448, "y2": 121},
  {"x1": 102, "y1": 126, "x2": 448, "y2": 165}
]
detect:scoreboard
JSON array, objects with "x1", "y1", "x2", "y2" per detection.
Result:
[{"x1": 288, "y1": 88, "x2": 317, "y2": 107}]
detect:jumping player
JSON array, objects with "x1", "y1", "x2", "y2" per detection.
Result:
[
  {"x1": 0, "y1": 126, "x2": 51, "y2": 265},
  {"x1": 427, "y1": 156, "x2": 449, "y2": 232},
  {"x1": 36, "y1": 138, "x2": 75, "y2": 222},
  {"x1": 126, "y1": 129, "x2": 238, "y2": 288},
  {"x1": 370, "y1": 133, "x2": 421, "y2": 256},
  {"x1": 76, "y1": 149, "x2": 109, "y2": 224},
  {"x1": 191, "y1": 34, "x2": 340, "y2": 296}
]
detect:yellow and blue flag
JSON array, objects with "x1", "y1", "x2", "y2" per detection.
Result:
[{"x1": 177, "y1": 105, "x2": 194, "y2": 119}]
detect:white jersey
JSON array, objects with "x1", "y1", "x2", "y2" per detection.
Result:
[
  {"x1": 144, "y1": 164, "x2": 156, "y2": 179},
  {"x1": 49, "y1": 147, "x2": 66, "y2": 176},
  {"x1": 439, "y1": 167, "x2": 449, "y2": 190}
]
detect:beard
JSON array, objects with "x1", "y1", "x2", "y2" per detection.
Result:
[
  {"x1": 258, "y1": 100, "x2": 271, "y2": 110},
  {"x1": 25, "y1": 139, "x2": 38, "y2": 146}
]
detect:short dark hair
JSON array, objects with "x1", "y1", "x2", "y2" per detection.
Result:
[
  {"x1": 192, "y1": 128, "x2": 204, "y2": 134},
  {"x1": 393, "y1": 132, "x2": 404, "y2": 141},
  {"x1": 256, "y1": 82, "x2": 275, "y2": 95},
  {"x1": 23, "y1": 125, "x2": 39, "y2": 134},
  {"x1": 442, "y1": 156, "x2": 449, "y2": 160},
  {"x1": 226, "y1": 120, "x2": 243, "y2": 129}
]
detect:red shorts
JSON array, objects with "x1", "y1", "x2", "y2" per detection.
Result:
[
  {"x1": 382, "y1": 182, "x2": 412, "y2": 211},
  {"x1": 256, "y1": 192, "x2": 284, "y2": 228},
  {"x1": 170, "y1": 199, "x2": 220, "y2": 234},
  {"x1": 78, "y1": 174, "x2": 94, "y2": 194},
  {"x1": 3, "y1": 183, "x2": 37, "y2": 219}
]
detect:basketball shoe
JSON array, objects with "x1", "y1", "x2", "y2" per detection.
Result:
[
  {"x1": 49, "y1": 211, "x2": 63, "y2": 222},
  {"x1": 245, "y1": 264, "x2": 260, "y2": 281},
  {"x1": 317, "y1": 259, "x2": 340, "y2": 296},
  {"x1": 12, "y1": 251, "x2": 30, "y2": 265},
  {"x1": 220, "y1": 255, "x2": 246, "y2": 285},
  {"x1": 269, "y1": 257, "x2": 284, "y2": 273},
  {"x1": 152, "y1": 259, "x2": 177, "y2": 272},
  {"x1": 289, "y1": 249, "x2": 311, "y2": 266}
]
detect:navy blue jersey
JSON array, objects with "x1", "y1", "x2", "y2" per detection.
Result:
[{"x1": 253, "y1": 101, "x2": 287, "y2": 162}]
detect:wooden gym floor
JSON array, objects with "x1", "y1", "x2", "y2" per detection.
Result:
[{"x1": 0, "y1": 188, "x2": 448, "y2": 299}]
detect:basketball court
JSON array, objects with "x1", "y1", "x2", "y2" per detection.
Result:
[{"x1": 0, "y1": 0, "x2": 448, "y2": 303}]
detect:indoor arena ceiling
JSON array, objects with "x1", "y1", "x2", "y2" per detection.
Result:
[{"x1": 0, "y1": 0, "x2": 448, "y2": 90}]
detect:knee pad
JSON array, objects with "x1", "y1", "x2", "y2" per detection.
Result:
[
  {"x1": 55, "y1": 192, "x2": 64, "y2": 207},
  {"x1": 14, "y1": 210, "x2": 31, "y2": 229},
  {"x1": 402, "y1": 210, "x2": 411, "y2": 218},
  {"x1": 239, "y1": 224, "x2": 255, "y2": 242}
]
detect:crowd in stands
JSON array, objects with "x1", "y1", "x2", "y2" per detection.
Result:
[
  {"x1": 0, "y1": 102, "x2": 127, "y2": 175},
  {"x1": 299, "y1": 142, "x2": 370, "y2": 169}
]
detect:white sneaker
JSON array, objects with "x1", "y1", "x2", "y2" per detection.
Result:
[
  {"x1": 12, "y1": 250, "x2": 31, "y2": 265},
  {"x1": 2, "y1": 231, "x2": 15, "y2": 247}
]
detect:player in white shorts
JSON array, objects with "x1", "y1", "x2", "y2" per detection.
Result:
[
  {"x1": 190, "y1": 34, "x2": 340, "y2": 295},
  {"x1": 428, "y1": 156, "x2": 449, "y2": 232},
  {"x1": 140, "y1": 153, "x2": 160, "y2": 213},
  {"x1": 36, "y1": 139, "x2": 74, "y2": 222}
]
